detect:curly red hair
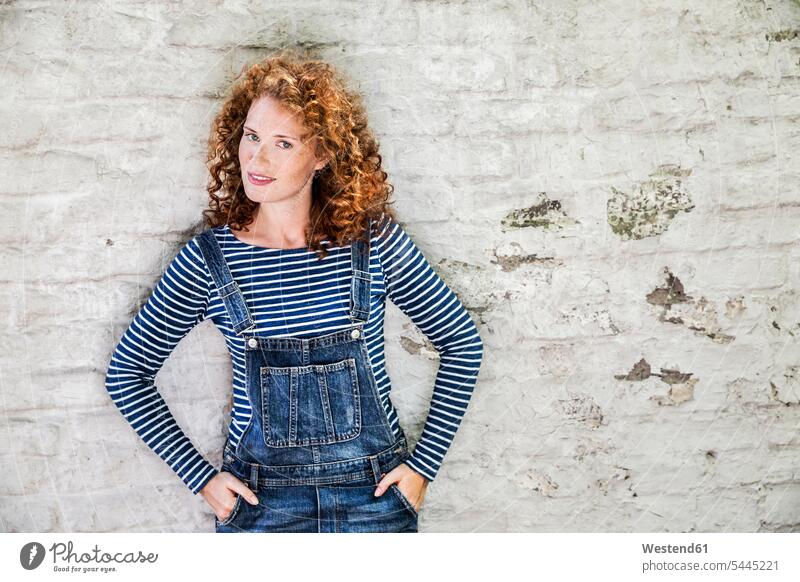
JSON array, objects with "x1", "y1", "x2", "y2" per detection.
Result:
[{"x1": 202, "y1": 49, "x2": 397, "y2": 259}]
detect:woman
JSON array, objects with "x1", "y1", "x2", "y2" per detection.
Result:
[{"x1": 104, "y1": 52, "x2": 484, "y2": 533}]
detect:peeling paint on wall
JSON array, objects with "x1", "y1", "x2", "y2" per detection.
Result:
[
  {"x1": 645, "y1": 270, "x2": 692, "y2": 307},
  {"x1": 607, "y1": 164, "x2": 695, "y2": 240},
  {"x1": 501, "y1": 192, "x2": 576, "y2": 230},
  {"x1": 769, "y1": 367, "x2": 800, "y2": 406},
  {"x1": 435, "y1": 257, "x2": 483, "y2": 274},
  {"x1": 768, "y1": 290, "x2": 800, "y2": 338},
  {"x1": 652, "y1": 374, "x2": 697, "y2": 406},
  {"x1": 615, "y1": 358, "x2": 694, "y2": 384},
  {"x1": 615, "y1": 358, "x2": 697, "y2": 405},
  {"x1": 646, "y1": 268, "x2": 735, "y2": 343},
  {"x1": 490, "y1": 242, "x2": 561, "y2": 272},
  {"x1": 558, "y1": 394, "x2": 604, "y2": 428},
  {"x1": 765, "y1": 29, "x2": 799, "y2": 42},
  {"x1": 399, "y1": 324, "x2": 437, "y2": 356},
  {"x1": 426, "y1": 257, "x2": 491, "y2": 324},
  {"x1": 614, "y1": 358, "x2": 652, "y2": 381},
  {"x1": 595, "y1": 466, "x2": 631, "y2": 496},
  {"x1": 725, "y1": 296, "x2": 746, "y2": 320},
  {"x1": 519, "y1": 469, "x2": 559, "y2": 496}
]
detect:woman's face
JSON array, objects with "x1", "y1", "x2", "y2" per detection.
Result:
[{"x1": 238, "y1": 95, "x2": 327, "y2": 205}]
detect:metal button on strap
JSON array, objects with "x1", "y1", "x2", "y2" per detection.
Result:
[
  {"x1": 247, "y1": 338, "x2": 258, "y2": 348},
  {"x1": 351, "y1": 329, "x2": 361, "y2": 339}
]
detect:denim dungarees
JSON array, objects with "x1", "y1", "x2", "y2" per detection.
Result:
[{"x1": 196, "y1": 221, "x2": 419, "y2": 533}]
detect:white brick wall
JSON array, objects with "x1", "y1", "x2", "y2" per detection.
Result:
[{"x1": 1, "y1": 0, "x2": 799, "y2": 532}]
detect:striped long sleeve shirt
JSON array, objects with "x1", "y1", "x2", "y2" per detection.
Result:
[{"x1": 104, "y1": 213, "x2": 484, "y2": 494}]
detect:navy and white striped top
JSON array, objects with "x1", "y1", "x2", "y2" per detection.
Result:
[{"x1": 104, "y1": 213, "x2": 484, "y2": 495}]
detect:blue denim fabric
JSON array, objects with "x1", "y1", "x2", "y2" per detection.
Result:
[{"x1": 196, "y1": 221, "x2": 419, "y2": 533}]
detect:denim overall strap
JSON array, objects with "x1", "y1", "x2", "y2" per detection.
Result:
[
  {"x1": 196, "y1": 229, "x2": 255, "y2": 335},
  {"x1": 349, "y1": 218, "x2": 372, "y2": 324}
]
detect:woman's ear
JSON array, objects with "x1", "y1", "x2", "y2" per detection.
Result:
[
  {"x1": 312, "y1": 139, "x2": 330, "y2": 171},
  {"x1": 314, "y1": 155, "x2": 330, "y2": 172}
]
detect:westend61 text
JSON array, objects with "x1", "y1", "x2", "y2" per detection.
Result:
[
  {"x1": 49, "y1": 541, "x2": 159, "y2": 564},
  {"x1": 642, "y1": 543, "x2": 708, "y2": 554}
]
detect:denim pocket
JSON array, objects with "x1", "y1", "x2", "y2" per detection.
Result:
[
  {"x1": 215, "y1": 494, "x2": 243, "y2": 527},
  {"x1": 389, "y1": 484, "x2": 419, "y2": 519},
  {"x1": 260, "y1": 358, "x2": 362, "y2": 447}
]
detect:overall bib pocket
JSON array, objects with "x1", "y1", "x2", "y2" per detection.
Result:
[{"x1": 260, "y1": 357, "x2": 362, "y2": 447}]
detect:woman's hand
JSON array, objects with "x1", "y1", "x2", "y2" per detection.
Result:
[
  {"x1": 373, "y1": 463, "x2": 429, "y2": 513},
  {"x1": 199, "y1": 471, "x2": 259, "y2": 522}
]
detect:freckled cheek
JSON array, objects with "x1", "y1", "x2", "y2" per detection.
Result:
[
  {"x1": 274, "y1": 154, "x2": 303, "y2": 181},
  {"x1": 238, "y1": 143, "x2": 250, "y2": 167}
]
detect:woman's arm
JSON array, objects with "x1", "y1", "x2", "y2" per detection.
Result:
[
  {"x1": 104, "y1": 236, "x2": 218, "y2": 495},
  {"x1": 375, "y1": 213, "x2": 485, "y2": 483}
]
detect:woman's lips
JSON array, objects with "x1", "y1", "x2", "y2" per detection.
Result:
[{"x1": 248, "y1": 172, "x2": 275, "y2": 186}]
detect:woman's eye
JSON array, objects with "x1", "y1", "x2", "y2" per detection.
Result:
[
  {"x1": 277, "y1": 140, "x2": 292, "y2": 149},
  {"x1": 245, "y1": 133, "x2": 259, "y2": 142}
]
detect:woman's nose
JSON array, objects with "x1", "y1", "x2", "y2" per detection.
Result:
[{"x1": 252, "y1": 143, "x2": 270, "y2": 165}]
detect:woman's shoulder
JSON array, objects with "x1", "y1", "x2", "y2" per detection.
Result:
[
  {"x1": 371, "y1": 211, "x2": 414, "y2": 249},
  {"x1": 181, "y1": 225, "x2": 230, "y2": 277},
  {"x1": 370, "y1": 211, "x2": 400, "y2": 242},
  {"x1": 188, "y1": 224, "x2": 231, "y2": 254},
  {"x1": 197, "y1": 223, "x2": 229, "y2": 239}
]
